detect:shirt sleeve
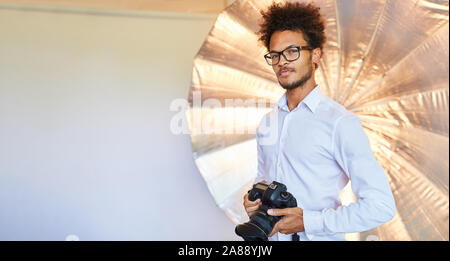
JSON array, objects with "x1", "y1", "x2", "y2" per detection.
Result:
[{"x1": 303, "y1": 114, "x2": 396, "y2": 235}]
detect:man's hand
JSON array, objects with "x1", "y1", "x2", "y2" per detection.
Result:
[
  {"x1": 267, "y1": 207, "x2": 305, "y2": 237},
  {"x1": 243, "y1": 180, "x2": 267, "y2": 218},
  {"x1": 243, "y1": 193, "x2": 261, "y2": 218}
]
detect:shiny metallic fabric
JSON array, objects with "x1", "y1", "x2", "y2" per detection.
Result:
[{"x1": 187, "y1": 0, "x2": 449, "y2": 240}]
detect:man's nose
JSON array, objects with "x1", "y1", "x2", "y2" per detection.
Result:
[
  {"x1": 280, "y1": 54, "x2": 290, "y2": 65},
  {"x1": 277, "y1": 55, "x2": 289, "y2": 67}
]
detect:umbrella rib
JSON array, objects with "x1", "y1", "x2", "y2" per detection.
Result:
[
  {"x1": 371, "y1": 143, "x2": 448, "y2": 240},
  {"x1": 338, "y1": 0, "x2": 390, "y2": 104},
  {"x1": 345, "y1": 21, "x2": 449, "y2": 108},
  {"x1": 350, "y1": 87, "x2": 449, "y2": 113},
  {"x1": 364, "y1": 127, "x2": 449, "y2": 197},
  {"x1": 318, "y1": 60, "x2": 332, "y2": 97},
  {"x1": 193, "y1": 57, "x2": 280, "y2": 93},
  {"x1": 374, "y1": 151, "x2": 449, "y2": 240},
  {"x1": 333, "y1": 0, "x2": 342, "y2": 101}
]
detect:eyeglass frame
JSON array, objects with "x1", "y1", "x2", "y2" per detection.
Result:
[{"x1": 264, "y1": 45, "x2": 313, "y2": 66}]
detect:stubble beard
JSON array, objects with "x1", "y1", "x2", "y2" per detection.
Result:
[{"x1": 279, "y1": 61, "x2": 313, "y2": 90}]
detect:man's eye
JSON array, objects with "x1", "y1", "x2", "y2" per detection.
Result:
[
  {"x1": 271, "y1": 54, "x2": 279, "y2": 59},
  {"x1": 288, "y1": 49, "x2": 298, "y2": 54}
]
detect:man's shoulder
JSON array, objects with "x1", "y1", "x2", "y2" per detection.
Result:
[{"x1": 317, "y1": 95, "x2": 357, "y2": 123}]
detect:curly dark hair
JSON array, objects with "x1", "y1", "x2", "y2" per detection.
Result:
[{"x1": 258, "y1": 2, "x2": 326, "y2": 52}]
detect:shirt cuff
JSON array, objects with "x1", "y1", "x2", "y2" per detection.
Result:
[{"x1": 303, "y1": 209, "x2": 325, "y2": 235}]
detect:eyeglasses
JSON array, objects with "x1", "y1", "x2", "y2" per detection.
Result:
[{"x1": 264, "y1": 45, "x2": 313, "y2": 66}]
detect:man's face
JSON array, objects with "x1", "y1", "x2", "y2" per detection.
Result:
[{"x1": 269, "y1": 30, "x2": 314, "y2": 90}]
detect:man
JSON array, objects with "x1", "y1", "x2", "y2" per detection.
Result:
[{"x1": 243, "y1": 2, "x2": 396, "y2": 241}]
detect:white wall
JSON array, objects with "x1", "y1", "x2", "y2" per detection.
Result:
[{"x1": 0, "y1": 7, "x2": 240, "y2": 240}]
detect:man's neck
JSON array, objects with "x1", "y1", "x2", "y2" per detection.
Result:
[{"x1": 285, "y1": 78, "x2": 317, "y2": 111}]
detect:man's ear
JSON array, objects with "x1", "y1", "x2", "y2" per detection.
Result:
[{"x1": 312, "y1": 48, "x2": 322, "y2": 64}]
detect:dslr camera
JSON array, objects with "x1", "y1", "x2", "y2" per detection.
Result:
[{"x1": 235, "y1": 181, "x2": 297, "y2": 241}]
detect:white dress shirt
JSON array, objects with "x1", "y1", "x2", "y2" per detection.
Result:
[{"x1": 255, "y1": 85, "x2": 396, "y2": 241}]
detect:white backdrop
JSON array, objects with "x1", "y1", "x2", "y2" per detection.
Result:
[{"x1": 0, "y1": 7, "x2": 240, "y2": 240}]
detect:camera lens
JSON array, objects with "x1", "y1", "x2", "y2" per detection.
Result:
[
  {"x1": 235, "y1": 210, "x2": 280, "y2": 241},
  {"x1": 235, "y1": 222, "x2": 267, "y2": 241}
]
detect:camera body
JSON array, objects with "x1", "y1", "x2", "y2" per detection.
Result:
[{"x1": 235, "y1": 181, "x2": 297, "y2": 241}]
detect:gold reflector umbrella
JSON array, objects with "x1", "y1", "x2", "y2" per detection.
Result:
[{"x1": 187, "y1": 0, "x2": 449, "y2": 240}]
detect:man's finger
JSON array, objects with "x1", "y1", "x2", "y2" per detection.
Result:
[
  {"x1": 244, "y1": 199, "x2": 260, "y2": 207},
  {"x1": 245, "y1": 205, "x2": 260, "y2": 213},
  {"x1": 267, "y1": 208, "x2": 291, "y2": 216},
  {"x1": 244, "y1": 199, "x2": 259, "y2": 207},
  {"x1": 268, "y1": 222, "x2": 280, "y2": 237},
  {"x1": 244, "y1": 193, "x2": 261, "y2": 203}
]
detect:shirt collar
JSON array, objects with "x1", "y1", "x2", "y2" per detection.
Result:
[{"x1": 276, "y1": 85, "x2": 322, "y2": 113}]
